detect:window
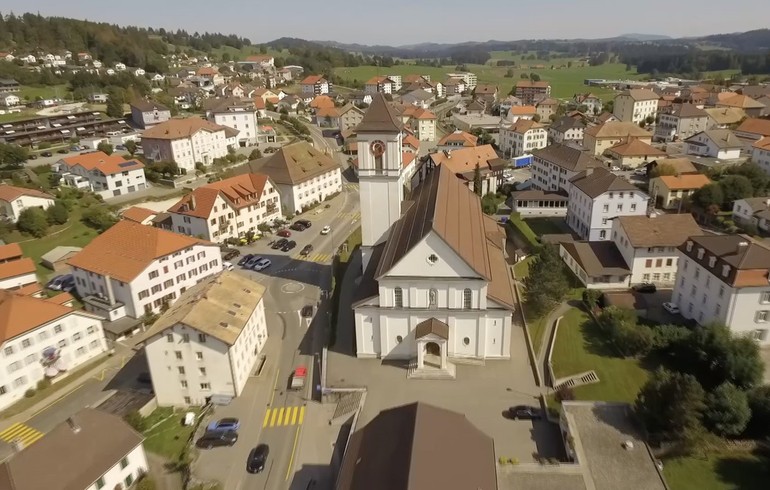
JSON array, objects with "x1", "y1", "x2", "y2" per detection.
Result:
[
  {"x1": 463, "y1": 289, "x2": 472, "y2": 309},
  {"x1": 13, "y1": 377, "x2": 25, "y2": 388},
  {"x1": 178, "y1": 367, "x2": 185, "y2": 375},
  {"x1": 666, "y1": 258, "x2": 673, "y2": 267},
  {"x1": 762, "y1": 292, "x2": 770, "y2": 304},
  {"x1": 719, "y1": 285, "x2": 725, "y2": 298},
  {"x1": 617, "y1": 204, "x2": 623, "y2": 212},
  {"x1": 756, "y1": 311, "x2": 769, "y2": 323},
  {"x1": 198, "y1": 333, "x2": 207, "y2": 343},
  {"x1": 175, "y1": 351, "x2": 182, "y2": 360},
  {"x1": 200, "y1": 383, "x2": 211, "y2": 390},
  {"x1": 199, "y1": 367, "x2": 206, "y2": 376},
  {"x1": 124, "y1": 475, "x2": 134, "y2": 488},
  {"x1": 427, "y1": 254, "x2": 438, "y2": 265},
  {"x1": 642, "y1": 273, "x2": 650, "y2": 281},
  {"x1": 58, "y1": 339, "x2": 67, "y2": 348},
  {"x1": 21, "y1": 339, "x2": 31, "y2": 349},
  {"x1": 76, "y1": 347, "x2": 86, "y2": 356},
  {"x1": 87, "y1": 326, "x2": 96, "y2": 335},
  {"x1": 184, "y1": 396, "x2": 191, "y2": 404},
  {"x1": 96, "y1": 477, "x2": 105, "y2": 489},
  {"x1": 396, "y1": 335, "x2": 403, "y2": 343},
  {"x1": 630, "y1": 204, "x2": 637, "y2": 211},
  {"x1": 151, "y1": 285, "x2": 162, "y2": 294},
  {"x1": 139, "y1": 290, "x2": 149, "y2": 300},
  {"x1": 3, "y1": 346, "x2": 13, "y2": 356},
  {"x1": 149, "y1": 270, "x2": 159, "y2": 279},
  {"x1": 164, "y1": 279, "x2": 174, "y2": 289},
  {"x1": 645, "y1": 259, "x2": 652, "y2": 268},
  {"x1": 394, "y1": 287, "x2": 403, "y2": 308},
  {"x1": 182, "y1": 334, "x2": 190, "y2": 343},
  {"x1": 599, "y1": 230, "x2": 606, "y2": 239},
  {"x1": 166, "y1": 333, "x2": 173, "y2": 343},
  {"x1": 715, "y1": 304, "x2": 721, "y2": 316},
  {"x1": 603, "y1": 204, "x2": 609, "y2": 212},
  {"x1": 463, "y1": 337, "x2": 470, "y2": 346},
  {"x1": 180, "y1": 380, "x2": 188, "y2": 388}
]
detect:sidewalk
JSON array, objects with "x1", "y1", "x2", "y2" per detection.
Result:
[
  {"x1": 290, "y1": 402, "x2": 338, "y2": 490},
  {"x1": 538, "y1": 301, "x2": 573, "y2": 389}
]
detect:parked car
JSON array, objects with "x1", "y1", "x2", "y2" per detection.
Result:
[
  {"x1": 207, "y1": 418, "x2": 241, "y2": 432},
  {"x1": 253, "y1": 258, "x2": 272, "y2": 271},
  {"x1": 610, "y1": 165, "x2": 621, "y2": 172},
  {"x1": 508, "y1": 405, "x2": 542, "y2": 420},
  {"x1": 196, "y1": 430, "x2": 238, "y2": 449},
  {"x1": 222, "y1": 261, "x2": 235, "y2": 271},
  {"x1": 56, "y1": 148, "x2": 69, "y2": 154},
  {"x1": 247, "y1": 444, "x2": 270, "y2": 473},
  {"x1": 300, "y1": 244, "x2": 313, "y2": 256},
  {"x1": 70, "y1": 145, "x2": 81, "y2": 152},
  {"x1": 290, "y1": 222, "x2": 306, "y2": 232},
  {"x1": 296, "y1": 219, "x2": 312, "y2": 229},
  {"x1": 633, "y1": 283, "x2": 657, "y2": 293},
  {"x1": 115, "y1": 144, "x2": 126, "y2": 151},
  {"x1": 238, "y1": 254, "x2": 254, "y2": 266},
  {"x1": 28, "y1": 154, "x2": 38, "y2": 160},
  {"x1": 47, "y1": 274, "x2": 73, "y2": 291},
  {"x1": 320, "y1": 225, "x2": 331, "y2": 235},
  {"x1": 271, "y1": 238, "x2": 288, "y2": 250},
  {"x1": 41, "y1": 151, "x2": 53, "y2": 157},
  {"x1": 277, "y1": 229, "x2": 292, "y2": 238},
  {"x1": 281, "y1": 240, "x2": 296, "y2": 252},
  {"x1": 244, "y1": 255, "x2": 263, "y2": 269},
  {"x1": 223, "y1": 249, "x2": 240, "y2": 261},
  {"x1": 663, "y1": 302, "x2": 680, "y2": 314}
]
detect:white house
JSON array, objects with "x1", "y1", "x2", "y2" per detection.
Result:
[
  {"x1": 0, "y1": 244, "x2": 37, "y2": 292},
  {"x1": 55, "y1": 152, "x2": 146, "y2": 199},
  {"x1": 0, "y1": 184, "x2": 55, "y2": 223},
  {"x1": 566, "y1": 167, "x2": 649, "y2": 240},
  {"x1": 613, "y1": 89, "x2": 659, "y2": 124},
  {"x1": 395, "y1": 105, "x2": 437, "y2": 142},
  {"x1": 299, "y1": 75, "x2": 330, "y2": 95},
  {"x1": 0, "y1": 408, "x2": 148, "y2": 490},
  {"x1": 572, "y1": 93, "x2": 603, "y2": 114},
  {"x1": 130, "y1": 99, "x2": 172, "y2": 129},
  {"x1": 548, "y1": 116, "x2": 585, "y2": 144},
  {"x1": 499, "y1": 119, "x2": 547, "y2": 158},
  {"x1": 673, "y1": 235, "x2": 770, "y2": 344},
  {"x1": 751, "y1": 137, "x2": 770, "y2": 175},
  {"x1": 141, "y1": 118, "x2": 239, "y2": 173},
  {"x1": 530, "y1": 143, "x2": 604, "y2": 192},
  {"x1": 0, "y1": 94, "x2": 19, "y2": 107},
  {"x1": 654, "y1": 103, "x2": 711, "y2": 142},
  {"x1": 143, "y1": 272, "x2": 268, "y2": 406},
  {"x1": 684, "y1": 130, "x2": 743, "y2": 159},
  {"x1": 205, "y1": 98, "x2": 260, "y2": 146},
  {"x1": 733, "y1": 197, "x2": 770, "y2": 234},
  {"x1": 167, "y1": 173, "x2": 281, "y2": 242},
  {"x1": 68, "y1": 220, "x2": 222, "y2": 321},
  {"x1": 427, "y1": 145, "x2": 506, "y2": 196},
  {"x1": 243, "y1": 141, "x2": 341, "y2": 215},
  {"x1": 114, "y1": 62, "x2": 126, "y2": 71},
  {"x1": 364, "y1": 76, "x2": 396, "y2": 95},
  {"x1": 0, "y1": 291, "x2": 108, "y2": 412}
]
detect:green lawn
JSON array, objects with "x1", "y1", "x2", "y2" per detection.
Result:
[
  {"x1": 142, "y1": 407, "x2": 200, "y2": 460},
  {"x1": 508, "y1": 215, "x2": 539, "y2": 250},
  {"x1": 19, "y1": 84, "x2": 69, "y2": 101},
  {"x1": 512, "y1": 256, "x2": 533, "y2": 281},
  {"x1": 551, "y1": 307, "x2": 652, "y2": 403},
  {"x1": 523, "y1": 217, "x2": 568, "y2": 237},
  {"x1": 663, "y1": 450, "x2": 770, "y2": 490}
]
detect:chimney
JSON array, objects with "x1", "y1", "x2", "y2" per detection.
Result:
[
  {"x1": 104, "y1": 275, "x2": 116, "y2": 306},
  {"x1": 737, "y1": 241, "x2": 749, "y2": 254},
  {"x1": 67, "y1": 417, "x2": 81, "y2": 434}
]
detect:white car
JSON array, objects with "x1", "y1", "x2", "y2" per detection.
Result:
[
  {"x1": 662, "y1": 302, "x2": 680, "y2": 315},
  {"x1": 222, "y1": 261, "x2": 234, "y2": 271},
  {"x1": 321, "y1": 225, "x2": 331, "y2": 235},
  {"x1": 253, "y1": 258, "x2": 272, "y2": 271},
  {"x1": 610, "y1": 165, "x2": 621, "y2": 172}
]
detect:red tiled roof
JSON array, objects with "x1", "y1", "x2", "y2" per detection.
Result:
[
  {"x1": 60, "y1": 151, "x2": 143, "y2": 176},
  {"x1": 0, "y1": 185, "x2": 54, "y2": 203}
]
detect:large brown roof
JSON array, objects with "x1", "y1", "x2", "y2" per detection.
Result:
[
  {"x1": 0, "y1": 243, "x2": 23, "y2": 262},
  {"x1": 415, "y1": 318, "x2": 449, "y2": 339},
  {"x1": 429, "y1": 145, "x2": 500, "y2": 178},
  {"x1": 247, "y1": 141, "x2": 340, "y2": 185},
  {"x1": 704, "y1": 107, "x2": 746, "y2": 125},
  {"x1": 438, "y1": 130, "x2": 478, "y2": 147},
  {"x1": 655, "y1": 174, "x2": 711, "y2": 190},
  {"x1": 560, "y1": 241, "x2": 631, "y2": 277},
  {"x1": 584, "y1": 121, "x2": 652, "y2": 139},
  {"x1": 606, "y1": 139, "x2": 665, "y2": 157},
  {"x1": 0, "y1": 257, "x2": 36, "y2": 281},
  {"x1": 736, "y1": 117, "x2": 770, "y2": 137},
  {"x1": 532, "y1": 144, "x2": 604, "y2": 172},
  {"x1": 120, "y1": 206, "x2": 157, "y2": 223},
  {"x1": 680, "y1": 235, "x2": 770, "y2": 288},
  {"x1": 0, "y1": 409, "x2": 143, "y2": 490},
  {"x1": 168, "y1": 173, "x2": 270, "y2": 218},
  {"x1": 130, "y1": 98, "x2": 170, "y2": 112},
  {"x1": 60, "y1": 151, "x2": 144, "y2": 176},
  {"x1": 516, "y1": 80, "x2": 550, "y2": 88},
  {"x1": 569, "y1": 167, "x2": 638, "y2": 198},
  {"x1": 0, "y1": 290, "x2": 79, "y2": 343},
  {"x1": 717, "y1": 93, "x2": 765, "y2": 109},
  {"x1": 141, "y1": 117, "x2": 232, "y2": 140},
  {"x1": 68, "y1": 220, "x2": 212, "y2": 282},
  {"x1": 668, "y1": 103, "x2": 708, "y2": 119},
  {"x1": 616, "y1": 214, "x2": 702, "y2": 248},
  {"x1": 356, "y1": 93, "x2": 403, "y2": 133},
  {"x1": 684, "y1": 129, "x2": 743, "y2": 149},
  {"x1": 0, "y1": 184, "x2": 54, "y2": 203},
  {"x1": 336, "y1": 402, "x2": 497, "y2": 490},
  {"x1": 649, "y1": 157, "x2": 697, "y2": 175}
]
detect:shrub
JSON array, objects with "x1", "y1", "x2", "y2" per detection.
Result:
[
  {"x1": 498, "y1": 456, "x2": 508, "y2": 465},
  {"x1": 46, "y1": 200, "x2": 70, "y2": 225},
  {"x1": 24, "y1": 389, "x2": 36, "y2": 398},
  {"x1": 582, "y1": 289, "x2": 601, "y2": 309},
  {"x1": 82, "y1": 207, "x2": 117, "y2": 232},
  {"x1": 36, "y1": 378, "x2": 51, "y2": 390},
  {"x1": 123, "y1": 410, "x2": 147, "y2": 432},
  {"x1": 16, "y1": 207, "x2": 49, "y2": 237}
]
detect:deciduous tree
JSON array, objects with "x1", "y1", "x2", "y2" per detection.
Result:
[
  {"x1": 635, "y1": 368, "x2": 706, "y2": 441},
  {"x1": 522, "y1": 245, "x2": 569, "y2": 316},
  {"x1": 17, "y1": 207, "x2": 49, "y2": 237},
  {"x1": 704, "y1": 382, "x2": 750, "y2": 436}
]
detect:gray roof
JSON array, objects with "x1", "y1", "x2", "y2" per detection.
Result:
[
  {"x1": 40, "y1": 246, "x2": 82, "y2": 263},
  {"x1": 532, "y1": 144, "x2": 603, "y2": 172},
  {"x1": 569, "y1": 167, "x2": 639, "y2": 198},
  {"x1": 550, "y1": 116, "x2": 586, "y2": 133},
  {"x1": 679, "y1": 234, "x2": 770, "y2": 287},
  {"x1": 356, "y1": 92, "x2": 402, "y2": 133},
  {"x1": 684, "y1": 129, "x2": 743, "y2": 149},
  {"x1": 130, "y1": 98, "x2": 170, "y2": 112},
  {"x1": 560, "y1": 241, "x2": 631, "y2": 277},
  {"x1": 669, "y1": 103, "x2": 708, "y2": 119}
]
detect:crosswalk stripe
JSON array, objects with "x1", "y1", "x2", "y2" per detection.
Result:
[
  {"x1": 262, "y1": 407, "x2": 306, "y2": 428},
  {"x1": 290, "y1": 406, "x2": 298, "y2": 425},
  {"x1": 277, "y1": 407, "x2": 285, "y2": 426},
  {"x1": 0, "y1": 423, "x2": 44, "y2": 446},
  {"x1": 270, "y1": 408, "x2": 279, "y2": 427},
  {"x1": 263, "y1": 410, "x2": 271, "y2": 428},
  {"x1": 299, "y1": 406, "x2": 305, "y2": 424}
]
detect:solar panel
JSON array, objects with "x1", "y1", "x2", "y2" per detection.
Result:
[{"x1": 118, "y1": 162, "x2": 136, "y2": 168}]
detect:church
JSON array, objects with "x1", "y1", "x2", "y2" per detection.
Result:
[{"x1": 352, "y1": 94, "x2": 516, "y2": 375}]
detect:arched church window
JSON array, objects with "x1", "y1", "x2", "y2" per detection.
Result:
[
  {"x1": 394, "y1": 287, "x2": 403, "y2": 308},
  {"x1": 371, "y1": 140, "x2": 385, "y2": 172}
]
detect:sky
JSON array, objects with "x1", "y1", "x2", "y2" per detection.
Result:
[{"x1": 2, "y1": 0, "x2": 768, "y2": 45}]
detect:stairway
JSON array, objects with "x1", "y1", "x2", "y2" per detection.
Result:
[{"x1": 554, "y1": 370, "x2": 600, "y2": 391}]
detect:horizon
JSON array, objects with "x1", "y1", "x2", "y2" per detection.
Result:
[{"x1": 1, "y1": 0, "x2": 767, "y2": 46}]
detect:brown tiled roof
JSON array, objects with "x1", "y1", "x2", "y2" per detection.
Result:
[
  {"x1": 717, "y1": 93, "x2": 765, "y2": 109},
  {"x1": 60, "y1": 151, "x2": 144, "y2": 176},
  {"x1": 14, "y1": 282, "x2": 44, "y2": 297},
  {"x1": 244, "y1": 55, "x2": 273, "y2": 62},
  {"x1": 141, "y1": 118, "x2": 231, "y2": 140},
  {"x1": 300, "y1": 74, "x2": 326, "y2": 85},
  {"x1": 507, "y1": 105, "x2": 537, "y2": 115},
  {"x1": 532, "y1": 144, "x2": 604, "y2": 172},
  {"x1": 168, "y1": 173, "x2": 270, "y2": 218},
  {"x1": 336, "y1": 402, "x2": 497, "y2": 490},
  {"x1": 356, "y1": 93, "x2": 403, "y2": 133},
  {"x1": 68, "y1": 220, "x2": 211, "y2": 282},
  {"x1": 167, "y1": 187, "x2": 221, "y2": 219},
  {"x1": 473, "y1": 84, "x2": 497, "y2": 95},
  {"x1": 120, "y1": 206, "x2": 157, "y2": 223},
  {"x1": 507, "y1": 119, "x2": 544, "y2": 134},
  {"x1": 619, "y1": 89, "x2": 659, "y2": 101},
  {"x1": 0, "y1": 290, "x2": 74, "y2": 343},
  {"x1": 569, "y1": 167, "x2": 638, "y2": 198},
  {"x1": 680, "y1": 235, "x2": 770, "y2": 287},
  {"x1": 0, "y1": 184, "x2": 54, "y2": 203},
  {"x1": 753, "y1": 137, "x2": 770, "y2": 150},
  {"x1": 316, "y1": 106, "x2": 340, "y2": 118},
  {"x1": 560, "y1": 241, "x2": 631, "y2": 277},
  {"x1": 429, "y1": 145, "x2": 500, "y2": 178},
  {"x1": 668, "y1": 103, "x2": 708, "y2": 118},
  {"x1": 584, "y1": 121, "x2": 652, "y2": 139},
  {"x1": 0, "y1": 408, "x2": 143, "y2": 490},
  {"x1": 736, "y1": 118, "x2": 770, "y2": 137},
  {"x1": 606, "y1": 139, "x2": 665, "y2": 157},
  {"x1": 309, "y1": 95, "x2": 335, "y2": 109},
  {"x1": 0, "y1": 258, "x2": 36, "y2": 281},
  {"x1": 130, "y1": 98, "x2": 170, "y2": 112},
  {"x1": 402, "y1": 133, "x2": 421, "y2": 150},
  {"x1": 438, "y1": 130, "x2": 478, "y2": 147},
  {"x1": 0, "y1": 243, "x2": 23, "y2": 262},
  {"x1": 616, "y1": 214, "x2": 702, "y2": 248},
  {"x1": 415, "y1": 318, "x2": 449, "y2": 339},
  {"x1": 246, "y1": 141, "x2": 339, "y2": 185},
  {"x1": 516, "y1": 80, "x2": 550, "y2": 88},
  {"x1": 649, "y1": 157, "x2": 697, "y2": 174},
  {"x1": 656, "y1": 174, "x2": 711, "y2": 190},
  {"x1": 704, "y1": 107, "x2": 746, "y2": 125}
]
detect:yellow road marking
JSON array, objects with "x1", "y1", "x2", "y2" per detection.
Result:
[
  {"x1": 290, "y1": 406, "x2": 298, "y2": 425},
  {"x1": 0, "y1": 422, "x2": 44, "y2": 446},
  {"x1": 262, "y1": 410, "x2": 271, "y2": 428},
  {"x1": 299, "y1": 406, "x2": 305, "y2": 425},
  {"x1": 285, "y1": 425, "x2": 301, "y2": 481},
  {"x1": 277, "y1": 407, "x2": 285, "y2": 426},
  {"x1": 269, "y1": 409, "x2": 278, "y2": 427},
  {"x1": 269, "y1": 368, "x2": 280, "y2": 406}
]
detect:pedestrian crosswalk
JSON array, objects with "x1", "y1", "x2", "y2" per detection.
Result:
[
  {"x1": 343, "y1": 183, "x2": 359, "y2": 191},
  {"x1": 0, "y1": 422, "x2": 44, "y2": 447},
  {"x1": 348, "y1": 211, "x2": 361, "y2": 221},
  {"x1": 263, "y1": 406, "x2": 305, "y2": 428},
  {"x1": 294, "y1": 252, "x2": 332, "y2": 263}
]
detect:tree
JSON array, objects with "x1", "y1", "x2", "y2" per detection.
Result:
[
  {"x1": 124, "y1": 140, "x2": 137, "y2": 156},
  {"x1": 529, "y1": 72, "x2": 541, "y2": 82},
  {"x1": 504, "y1": 68, "x2": 514, "y2": 78},
  {"x1": 135, "y1": 477, "x2": 157, "y2": 490},
  {"x1": 532, "y1": 114, "x2": 541, "y2": 122},
  {"x1": 249, "y1": 148, "x2": 262, "y2": 160},
  {"x1": 46, "y1": 200, "x2": 69, "y2": 225},
  {"x1": 221, "y1": 52, "x2": 231, "y2": 63},
  {"x1": 473, "y1": 163, "x2": 482, "y2": 196},
  {"x1": 635, "y1": 368, "x2": 706, "y2": 441},
  {"x1": 649, "y1": 162, "x2": 677, "y2": 178},
  {"x1": 123, "y1": 410, "x2": 147, "y2": 432},
  {"x1": 726, "y1": 162, "x2": 769, "y2": 196},
  {"x1": 97, "y1": 141, "x2": 114, "y2": 155},
  {"x1": 718, "y1": 174, "x2": 753, "y2": 204},
  {"x1": 82, "y1": 207, "x2": 117, "y2": 232},
  {"x1": 17, "y1": 207, "x2": 49, "y2": 237},
  {"x1": 746, "y1": 385, "x2": 770, "y2": 437},
  {"x1": 704, "y1": 382, "x2": 750, "y2": 436},
  {"x1": 481, "y1": 193, "x2": 499, "y2": 215},
  {"x1": 105, "y1": 87, "x2": 125, "y2": 118},
  {"x1": 0, "y1": 142, "x2": 30, "y2": 166},
  {"x1": 691, "y1": 183, "x2": 724, "y2": 210},
  {"x1": 522, "y1": 245, "x2": 570, "y2": 316}
]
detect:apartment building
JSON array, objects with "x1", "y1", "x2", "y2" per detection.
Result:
[
  {"x1": 129, "y1": 99, "x2": 172, "y2": 129},
  {"x1": 68, "y1": 220, "x2": 222, "y2": 320},
  {"x1": 144, "y1": 272, "x2": 267, "y2": 406},
  {"x1": 0, "y1": 184, "x2": 55, "y2": 223},
  {"x1": 514, "y1": 80, "x2": 551, "y2": 105},
  {"x1": 167, "y1": 173, "x2": 281, "y2": 242},
  {"x1": 752, "y1": 137, "x2": 770, "y2": 175},
  {"x1": 499, "y1": 119, "x2": 547, "y2": 158},
  {"x1": 437, "y1": 130, "x2": 478, "y2": 151},
  {"x1": 548, "y1": 116, "x2": 585, "y2": 144},
  {"x1": 299, "y1": 74, "x2": 330, "y2": 95},
  {"x1": 673, "y1": 235, "x2": 770, "y2": 344},
  {"x1": 572, "y1": 93, "x2": 603, "y2": 114},
  {"x1": 733, "y1": 197, "x2": 770, "y2": 234},
  {"x1": 205, "y1": 97, "x2": 260, "y2": 146},
  {"x1": 684, "y1": 129, "x2": 743, "y2": 159},
  {"x1": 141, "y1": 118, "x2": 239, "y2": 173},
  {"x1": 613, "y1": 89, "x2": 659, "y2": 124},
  {"x1": 364, "y1": 76, "x2": 397, "y2": 95},
  {"x1": 655, "y1": 103, "x2": 711, "y2": 142},
  {"x1": 445, "y1": 71, "x2": 477, "y2": 91},
  {"x1": 649, "y1": 173, "x2": 711, "y2": 210},
  {"x1": 583, "y1": 121, "x2": 653, "y2": 155},
  {"x1": 395, "y1": 105, "x2": 437, "y2": 141},
  {"x1": 604, "y1": 139, "x2": 666, "y2": 169},
  {"x1": 427, "y1": 145, "x2": 506, "y2": 195},
  {"x1": 530, "y1": 143, "x2": 604, "y2": 192},
  {"x1": 55, "y1": 151, "x2": 146, "y2": 199}
]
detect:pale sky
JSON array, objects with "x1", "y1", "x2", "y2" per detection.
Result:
[{"x1": 1, "y1": 0, "x2": 766, "y2": 45}]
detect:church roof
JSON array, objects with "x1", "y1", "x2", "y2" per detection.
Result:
[
  {"x1": 356, "y1": 93, "x2": 403, "y2": 133},
  {"x1": 415, "y1": 318, "x2": 449, "y2": 339}
]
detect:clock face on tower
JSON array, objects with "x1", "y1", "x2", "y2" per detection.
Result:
[{"x1": 370, "y1": 140, "x2": 386, "y2": 157}]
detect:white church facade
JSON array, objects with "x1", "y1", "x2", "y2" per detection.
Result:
[{"x1": 352, "y1": 94, "x2": 516, "y2": 372}]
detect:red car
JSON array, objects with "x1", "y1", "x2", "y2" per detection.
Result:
[{"x1": 277, "y1": 229, "x2": 292, "y2": 238}]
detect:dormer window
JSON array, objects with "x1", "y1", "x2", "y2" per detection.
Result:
[
  {"x1": 722, "y1": 265, "x2": 730, "y2": 278},
  {"x1": 686, "y1": 241, "x2": 693, "y2": 252},
  {"x1": 697, "y1": 248, "x2": 705, "y2": 260},
  {"x1": 709, "y1": 256, "x2": 716, "y2": 268}
]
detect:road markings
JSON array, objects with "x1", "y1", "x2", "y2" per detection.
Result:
[
  {"x1": 292, "y1": 252, "x2": 331, "y2": 263},
  {"x1": 299, "y1": 406, "x2": 305, "y2": 424},
  {"x1": 0, "y1": 423, "x2": 44, "y2": 447},
  {"x1": 285, "y1": 425, "x2": 301, "y2": 481},
  {"x1": 262, "y1": 410, "x2": 271, "y2": 428},
  {"x1": 263, "y1": 406, "x2": 305, "y2": 428}
]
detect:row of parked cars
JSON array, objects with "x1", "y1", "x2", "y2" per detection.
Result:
[
  {"x1": 238, "y1": 254, "x2": 272, "y2": 271},
  {"x1": 196, "y1": 418, "x2": 269, "y2": 473}
]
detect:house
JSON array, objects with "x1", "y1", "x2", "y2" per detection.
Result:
[
  {"x1": 738, "y1": 85, "x2": 770, "y2": 100},
  {"x1": 396, "y1": 105, "x2": 437, "y2": 141},
  {"x1": 0, "y1": 184, "x2": 55, "y2": 223},
  {"x1": 535, "y1": 97, "x2": 560, "y2": 121},
  {"x1": 647, "y1": 157, "x2": 698, "y2": 176},
  {"x1": 41, "y1": 246, "x2": 83, "y2": 272},
  {"x1": 752, "y1": 137, "x2": 770, "y2": 175},
  {"x1": 716, "y1": 93, "x2": 766, "y2": 118},
  {"x1": 560, "y1": 240, "x2": 632, "y2": 289},
  {"x1": 0, "y1": 243, "x2": 23, "y2": 264},
  {"x1": 604, "y1": 139, "x2": 666, "y2": 168},
  {"x1": 530, "y1": 143, "x2": 604, "y2": 192},
  {"x1": 572, "y1": 93, "x2": 603, "y2": 114},
  {"x1": 445, "y1": 72, "x2": 477, "y2": 91},
  {"x1": 567, "y1": 167, "x2": 649, "y2": 240},
  {"x1": 253, "y1": 88, "x2": 281, "y2": 104},
  {"x1": 505, "y1": 104, "x2": 537, "y2": 123},
  {"x1": 684, "y1": 129, "x2": 743, "y2": 159},
  {"x1": 427, "y1": 145, "x2": 506, "y2": 195},
  {"x1": 673, "y1": 235, "x2": 770, "y2": 343},
  {"x1": 143, "y1": 272, "x2": 267, "y2": 406},
  {"x1": 499, "y1": 119, "x2": 547, "y2": 158},
  {"x1": 473, "y1": 84, "x2": 498, "y2": 105},
  {"x1": 463, "y1": 100, "x2": 486, "y2": 116},
  {"x1": 365, "y1": 76, "x2": 396, "y2": 95},
  {"x1": 704, "y1": 107, "x2": 746, "y2": 128},
  {"x1": 0, "y1": 94, "x2": 19, "y2": 107},
  {"x1": 0, "y1": 247, "x2": 37, "y2": 290},
  {"x1": 514, "y1": 80, "x2": 551, "y2": 105},
  {"x1": 0, "y1": 52, "x2": 15, "y2": 62},
  {"x1": 309, "y1": 94, "x2": 335, "y2": 111},
  {"x1": 437, "y1": 130, "x2": 478, "y2": 151},
  {"x1": 583, "y1": 121, "x2": 653, "y2": 156},
  {"x1": 130, "y1": 99, "x2": 172, "y2": 129},
  {"x1": 141, "y1": 118, "x2": 238, "y2": 173},
  {"x1": 87, "y1": 93, "x2": 108, "y2": 103},
  {"x1": 399, "y1": 89, "x2": 436, "y2": 109},
  {"x1": 649, "y1": 173, "x2": 711, "y2": 210},
  {"x1": 132, "y1": 67, "x2": 145, "y2": 77},
  {"x1": 0, "y1": 292, "x2": 108, "y2": 411},
  {"x1": 195, "y1": 66, "x2": 224, "y2": 87},
  {"x1": 114, "y1": 62, "x2": 126, "y2": 71},
  {"x1": 510, "y1": 189, "x2": 569, "y2": 218},
  {"x1": 337, "y1": 402, "x2": 497, "y2": 490},
  {"x1": 239, "y1": 141, "x2": 342, "y2": 215},
  {"x1": 734, "y1": 118, "x2": 770, "y2": 142},
  {"x1": 205, "y1": 97, "x2": 260, "y2": 146},
  {"x1": 0, "y1": 79, "x2": 20, "y2": 94},
  {"x1": 733, "y1": 197, "x2": 770, "y2": 233},
  {"x1": 338, "y1": 104, "x2": 365, "y2": 131},
  {"x1": 55, "y1": 151, "x2": 146, "y2": 199},
  {"x1": 239, "y1": 55, "x2": 275, "y2": 68},
  {"x1": 443, "y1": 77, "x2": 466, "y2": 96},
  {"x1": 548, "y1": 116, "x2": 585, "y2": 145},
  {"x1": 612, "y1": 89, "x2": 659, "y2": 124},
  {"x1": 120, "y1": 206, "x2": 158, "y2": 225},
  {"x1": 167, "y1": 173, "x2": 281, "y2": 242},
  {"x1": 299, "y1": 74, "x2": 330, "y2": 95},
  {"x1": 68, "y1": 220, "x2": 222, "y2": 320},
  {"x1": 655, "y1": 103, "x2": 711, "y2": 142}
]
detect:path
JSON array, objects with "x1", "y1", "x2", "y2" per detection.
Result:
[{"x1": 538, "y1": 301, "x2": 573, "y2": 389}]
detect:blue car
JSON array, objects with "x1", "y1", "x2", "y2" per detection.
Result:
[{"x1": 207, "y1": 417, "x2": 240, "y2": 432}]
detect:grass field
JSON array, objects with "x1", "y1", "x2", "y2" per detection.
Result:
[
  {"x1": 19, "y1": 84, "x2": 69, "y2": 101},
  {"x1": 143, "y1": 407, "x2": 201, "y2": 459},
  {"x1": 663, "y1": 450, "x2": 770, "y2": 490},
  {"x1": 209, "y1": 45, "x2": 289, "y2": 61}
]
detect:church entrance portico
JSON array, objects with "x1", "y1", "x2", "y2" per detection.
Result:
[{"x1": 409, "y1": 318, "x2": 456, "y2": 379}]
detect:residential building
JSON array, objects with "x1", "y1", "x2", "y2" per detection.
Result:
[
  {"x1": 68, "y1": 220, "x2": 222, "y2": 320},
  {"x1": 473, "y1": 84, "x2": 498, "y2": 105},
  {"x1": 684, "y1": 129, "x2": 742, "y2": 159},
  {"x1": 0, "y1": 78, "x2": 20, "y2": 93},
  {"x1": 0, "y1": 94, "x2": 19, "y2": 107},
  {"x1": 240, "y1": 141, "x2": 341, "y2": 215},
  {"x1": 167, "y1": 173, "x2": 280, "y2": 242},
  {"x1": 655, "y1": 103, "x2": 711, "y2": 142},
  {"x1": 649, "y1": 173, "x2": 711, "y2": 210},
  {"x1": 0, "y1": 246, "x2": 37, "y2": 291},
  {"x1": 129, "y1": 99, "x2": 171, "y2": 129},
  {"x1": 734, "y1": 118, "x2": 770, "y2": 142},
  {"x1": 530, "y1": 143, "x2": 604, "y2": 192},
  {"x1": 364, "y1": 76, "x2": 396, "y2": 95},
  {"x1": 141, "y1": 118, "x2": 238, "y2": 173},
  {"x1": 510, "y1": 189, "x2": 569, "y2": 218},
  {"x1": 647, "y1": 157, "x2": 698, "y2": 176},
  {"x1": 437, "y1": 130, "x2": 478, "y2": 151},
  {"x1": 733, "y1": 197, "x2": 770, "y2": 233},
  {"x1": 299, "y1": 74, "x2": 330, "y2": 95},
  {"x1": 443, "y1": 77, "x2": 466, "y2": 96},
  {"x1": 385, "y1": 75, "x2": 402, "y2": 92},
  {"x1": 704, "y1": 107, "x2": 746, "y2": 128},
  {"x1": 499, "y1": 119, "x2": 547, "y2": 158},
  {"x1": 604, "y1": 139, "x2": 666, "y2": 168},
  {"x1": 567, "y1": 167, "x2": 649, "y2": 240},
  {"x1": 559, "y1": 240, "x2": 632, "y2": 289},
  {"x1": 144, "y1": 272, "x2": 267, "y2": 406},
  {"x1": 239, "y1": 55, "x2": 275, "y2": 68},
  {"x1": 55, "y1": 151, "x2": 146, "y2": 199},
  {"x1": 427, "y1": 145, "x2": 506, "y2": 195},
  {"x1": 548, "y1": 116, "x2": 585, "y2": 144},
  {"x1": 0, "y1": 292, "x2": 107, "y2": 411},
  {"x1": 716, "y1": 93, "x2": 766, "y2": 118},
  {"x1": 205, "y1": 97, "x2": 260, "y2": 146},
  {"x1": 505, "y1": 105, "x2": 537, "y2": 123},
  {"x1": 395, "y1": 105, "x2": 437, "y2": 141},
  {"x1": 673, "y1": 235, "x2": 770, "y2": 343},
  {"x1": 338, "y1": 104, "x2": 365, "y2": 131},
  {"x1": 0, "y1": 408, "x2": 147, "y2": 489},
  {"x1": 583, "y1": 121, "x2": 653, "y2": 156},
  {"x1": 0, "y1": 184, "x2": 55, "y2": 223},
  {"x1": 514, "y1": 80, "x2": 551, "y2": 105},
  {"x1": 399, "y1": 89, "x2": 436, "y2": 109},
  {"x1": 572, "y1": 93, "x2": 603, "y2": 114},
  {"x1": 446, "y1": 72, "x2": 478, "y2": 91},
  {"x1": 752, "y1": 137, "x2": 770, "y2": 175},
  {"x1": 120, "y1": 206, "x2": 159, "y2": 225},
  {"x1": 613, "y1": 89, "x2": 659, "y2": 124},
  {"x1": 535, "y1": 97, "x2": 560, "y2": 121}
]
